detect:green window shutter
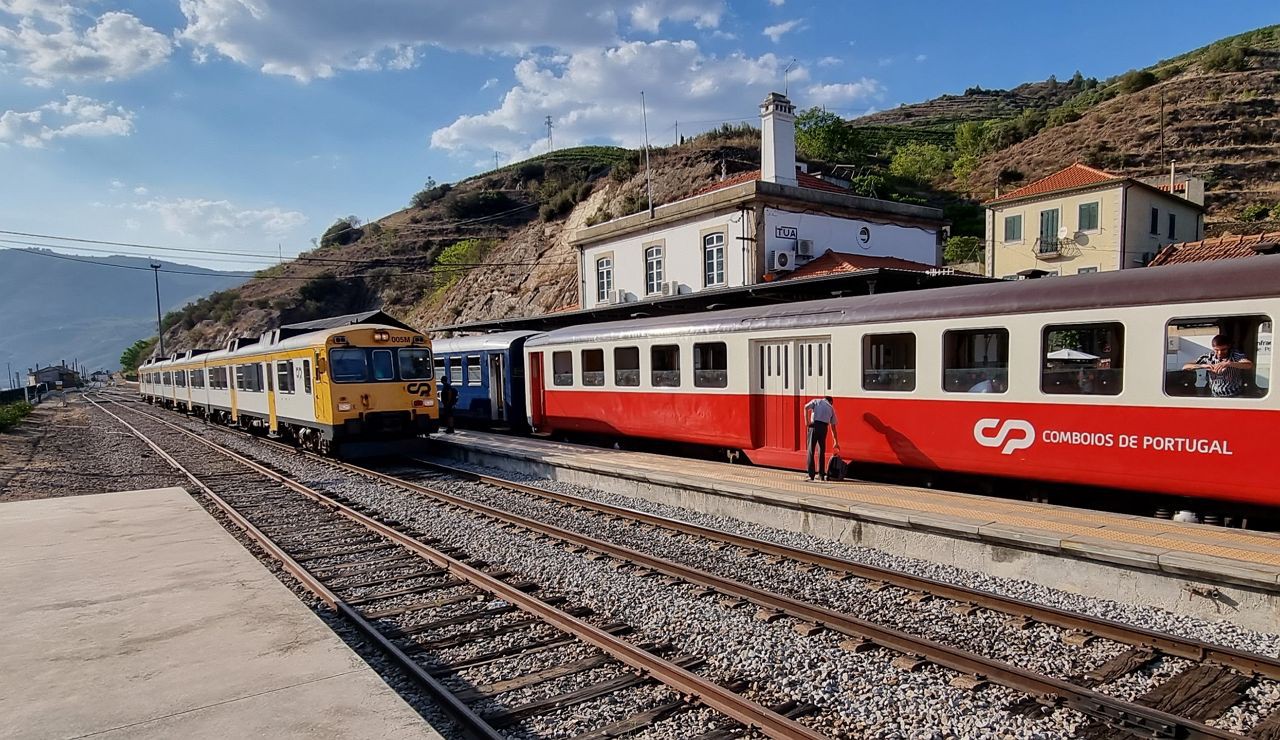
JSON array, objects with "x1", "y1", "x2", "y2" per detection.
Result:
[
  {"x1": 1004, "y1": 215, "x2": 1021, "y2": 241},
  {"x1": 1079, "y1": 202, "x2": 1099, "y2": 231}
]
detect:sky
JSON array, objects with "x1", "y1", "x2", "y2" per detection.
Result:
[{"x1": 0, "y1": 1, "x2": 1275, "y2": 273}]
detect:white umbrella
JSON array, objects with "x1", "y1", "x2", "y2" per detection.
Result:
[{"x1": 1047, "y1": 348, "x2": 1099, "y2": 360}]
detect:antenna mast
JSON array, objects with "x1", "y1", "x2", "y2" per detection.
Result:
[
  {"x1": 783, "y1": 58, "x2": 797, "y2": 95},
  {"x1": 544, "y1": 115, "x2": 554, "y2": 152}
]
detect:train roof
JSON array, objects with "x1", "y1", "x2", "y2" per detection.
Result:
[
  {"x1": 526, "y1": 255, "x2": 1280, "y2": 346},
  {"x1": 431, "y1": 331, "x2": 541, "y2": 353},
  {"x1": 140, "y1": 321, "x2": 420, "y2": 369}
]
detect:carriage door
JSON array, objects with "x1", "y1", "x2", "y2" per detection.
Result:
[
  {"x1": 488, "y1": 354, "x2": 506, "y2": 422},
  {"x1": 798, "y1": 339, "x2": 832, "y2": 399},
  {"x1": 528, "y1": 351, "x2": 546, "y2": 431},
  {"x1": 750, "y1": 340, "x2": 800, "y2": 451}
]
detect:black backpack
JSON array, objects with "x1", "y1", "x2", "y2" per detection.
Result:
[{"x1": 826, "y1": 455, "x2": 848, "y2": 482}]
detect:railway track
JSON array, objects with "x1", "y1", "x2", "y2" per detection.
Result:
[
  {"x1": 95, "y1": 393, "x2": 1280, "y2": 738},
  {"x1": 87, "y1": 396, "x2": 824, "y2": 739}
]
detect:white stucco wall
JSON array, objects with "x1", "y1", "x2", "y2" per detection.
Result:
[{"x1": 762, "y1": 207, "x2": 940, "y2": 269}]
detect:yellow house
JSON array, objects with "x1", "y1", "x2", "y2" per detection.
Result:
[{"x1": 984, "y1": 163, "x2": 1205, "y2": 278}]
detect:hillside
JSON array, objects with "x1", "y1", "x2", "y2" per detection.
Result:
[{"x1": 0, "y1": 249, "x2": 242, "y2": 375}]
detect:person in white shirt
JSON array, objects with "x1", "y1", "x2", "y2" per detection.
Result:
[{"x1": 803, "y1": 396, "x2": 840, "y2": 481}]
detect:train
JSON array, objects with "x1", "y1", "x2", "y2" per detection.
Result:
[
  {"x1": 138, "y1": 315, "x2": 438, "y2": 454},
  {"x1": 441, "y1": 256, "x2": 1279, "y2": 510},
  {"x1": 430, "y1": 331, "x2": 538, "y2": 430}
]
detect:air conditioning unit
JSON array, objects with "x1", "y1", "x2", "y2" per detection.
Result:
[
  {"x1": 797, "y1": 239, "x2": 815, "y2": 257},
  {"x1": 664, "y1": 281, "x2": 681, "y2": 296},
  {"x1": 607, "y1": 289, "x2": 627, "y2": 304},
  {"x1": 769, "y1": 249, "x2": 796, "y2": 272}
]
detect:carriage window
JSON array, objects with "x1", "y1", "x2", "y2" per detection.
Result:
[
  {"x1": 372, "y1": 350, "x2": 395, "y2": 381},
  {"x1": 943, "y1": 328, "x2": 1009, "y2": 393},
  {"x1": 1042, "y1": 323, "x2": 1123, "y2": 396},
  {"x1": 176, "y1": 370, "x2": 186, "y2": 388},
  {"x1": 433, "y1": 356, "x2": 445, "y2": 381},
  {"x1": 652, "y1": 345, "x2": 680, "y2": 387},
  {"x1": 215, "y1": 366, "x2": 228, "y2": 389},
  {"x1": 1164, "y1": 315, "x2": 1270, "y2": 399},
  {"x1": 582, "y1": 349, "x2": 605, "y2": 386},
  {"x1": 552, "y1": 351, "x2": 573, "y2": 386},
  {"x1": 614, "y1": 347, "x2": 639, "y2": 387},
  {"x1": 449, "y1": 356, "x2": 461, "y2": 384},
  {"x1": 694, "y1": 342, "x2": 727, "y2": 388},
  {"x1": 265, "y1": 363, "x2": 273, "y2": 392},
  {"x1": 302, "y1": 360, "x2": 312, "y2": 394},
  {"x1": 330, "y1": 349, "x2": 368, "y2": 383},
  {"x1": 192, "y1": 369, "x2": 205, "y2": 388},
  {"x1": 234, "y1": 365, "x2": 244, "y2": 390},
  {"x1": 863, "y1": 333, "x2": 916, "y2": 391},
  {"x1": 399, "y1": 349, "x2": 432, "y2": 380},
  {"x1": 466, "y1": 355, "x2": 482, "y2": 385},
  {"x1": 277, "y1": 361, "x2": 294, "y2": 394}
]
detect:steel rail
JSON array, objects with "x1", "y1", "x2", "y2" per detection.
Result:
[
  {"x1": 409, "y1": 457, "x2": 1280, "y2": 683},
  {"x1": 86, "y1": 397, "x2": 504, "y2": 740},
  {"x1": 327, "y1": 456, "x2": 1243, "y2": 739},
  {"x1": 97, "y1": 398, "x2": 825, "y2": 740}
]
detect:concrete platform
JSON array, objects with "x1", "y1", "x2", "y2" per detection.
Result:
[
  {"x1": 0, "y1": 487, "x2": 445, "y2": 740},
  {"x1": 433, "y1": 431, "x2": 1280, "y2": 632}
]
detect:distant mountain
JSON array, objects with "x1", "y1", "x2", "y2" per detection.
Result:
[{"x1": 0, "y1": 249, "x2": 243, "y2": 379}]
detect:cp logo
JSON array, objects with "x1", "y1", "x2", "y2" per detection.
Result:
[
  {"x1": 405, "y1": 382, "x2": 432, "y2": 397},
  {"x1": 973, "y1": 418, "x2": 1035, "y2": 455}
]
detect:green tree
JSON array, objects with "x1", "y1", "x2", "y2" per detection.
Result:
[
  {"x1": 943, "y1": 236, "x2": 983, "y2": 265},
  {"x1": 1201, "y1": 44, "x2": 1247, "y2": 72},
  {"x1": 432, "y1": 238, "x2": 497, "y2": 295},
  {"x1": 120, "y1": 337, "x2": 158, "y2": 374},
  {"x1": 795, "y1": 107, "x2": 865, "y2": 163},
  {"x1": 889, "y1": 142, "x2": 950, "y2": 184}
]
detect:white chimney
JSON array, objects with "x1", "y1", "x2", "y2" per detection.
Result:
[{"x1": 760, "y1": 92, "x2": 797, "y2": 187}]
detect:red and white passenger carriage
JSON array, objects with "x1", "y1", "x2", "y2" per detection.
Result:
[{"x1": 523, "y1": 256, "x2": 1277, "y2": 508}]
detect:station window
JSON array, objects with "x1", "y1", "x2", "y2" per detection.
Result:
[
  {"x1": 943, "y1": 328, "x2": 1009, "y2": 393},
  {"x1": 651, "y1": 345, "x2": 680, "y2": 387},
  {"x1": 372, "y1": 350, "x2": 395, "y2": 381},
  {"x1": 693, "y1": 342, "x2": 727, "y2": 388},
  {"x1": 1041, "y1": 323, "x2": 1124, "y2": 396},
  {"x1": 277, "y1": 361, "x2": 295, "y2": 394},
  {"x1": 399, "y1": 349, "x2": 432, "y2": 380},
  {"x1": 582, "y1": 349, "x2": 605, "y2": 386},
  {"x1": 329, "y1": 349, "x2": 368, "y2": 383},
  {"x1": 552, "y1": 351, "x2": 573, "y2": 386},
  {"x1": 1164, "y1": 315, "x2": 1270, "y2": 399},
  {"x1": 614, "y1": 347, "x2": 640, "y2": 387},
  {"x1": 863, "y1": 333, "x2": 916, "y2": 392},
  {"x1": 466, "y1": 355, "x2": 482, "y2": 385},
  {"x1": 596, "y1": 257, "x2": 613, "y2": 303}
]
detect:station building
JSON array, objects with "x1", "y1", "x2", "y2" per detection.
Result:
[
  {"x1": 984, "y1": 163, "x2": 1206, "y2": 278},
  {"x1": 570, "y1": 92, "x2": 951, "y2": 311}
]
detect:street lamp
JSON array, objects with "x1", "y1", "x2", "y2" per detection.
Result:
[{"x1": 151, "y1": 261, "x2": 165, "y2": 358}]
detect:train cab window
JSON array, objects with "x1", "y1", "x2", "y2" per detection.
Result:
[
  {"x1": 651, "y1": 345, "x2": 680, "y2": 387},
  {"x1": 466, "y1": 355, "x2": 482, "y2": 386},
  {"x1": 399, "y1": 349, "x2": 432, "y2": 380},
  {"x1": 372, "y1": 350, "x2": 395, "y2": 381},
  {"x1": 1165, "y1": 315, "x2": 1271, "y2": 399},
  {"x1": 614, "y1": 347, "x2": 640, "y2": 387},
  {"x1": 552, "y1": 351, "x2": 573, "y2": 386},
  {"x1": 863, "y1": 333, "x2": 916, "y2": 392},
  {"x1": 1042, "y1": 323, "x2": 1124, "y2": 395},
  {"x1": 276, "y1": 361, "x2": 295, "y2": 394},
  {"x1": 448, "y1": 357, "x2": 462, "y2": 384},
  {"x1": 943, "y1": 329, "x2": 1009, "y2": 393},
  {"x1": 693, "y1": 342, "x2": 727, "y2": 388},
  {"x1": 330, "y1": 349, "x2": 368, "y2": 383},
  {"x1": 302, "y1": 360, "x2": 312, "y2": 394},
  {"x1": 581, "y1": 349, "x2": 605, "y2": 386}
]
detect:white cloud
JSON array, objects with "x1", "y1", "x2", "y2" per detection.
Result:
[
  {"x1": 762, "y1": 19, "x2": 802, "y2": 43},
  {"x1": 109, "y1": 179, "x2": 125, "y2": 191},
  {"x1": 768, "y1": 0, "x2": 785, "y2": 5},
  {"x1": 0, "y1": 94, "x2": 134, "y2": 148},
  {"x1": 481, "y1": 77, "x2": 499, "y2": 90},
  {"x1": 133, "y1": 196, "x2": 307, "y2": 238},
  {"x1": 804, "y1": 78, "x2": 883, "y2": 106},
  {"x1": 817, "y1": 55, "x2": 841, "y2": 67},
  {"x1": 177, "y1": 0, "x2": 725, "y2": 81},
  {"x1": 133, "y1": 186, "x2": 148, "y2": 195},
  {"x1": 431, "y1": 40, "x2": 809, "y2": 159},
  {"x1": 0, "y1": 4, "x2": 172, "y2": 84},
  {"x1": 914, "y1": 53, "x2": 927, "y2": 63},
  {"x1": 877, "y1": 56, "x2": 893, "y2": 67}
]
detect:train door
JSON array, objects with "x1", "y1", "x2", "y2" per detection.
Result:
[
  {"x1": 798, "y1": 338, "x2": 832, "y2": 398},
  {"x1": 750, "y1": 340, "x2": 800, "y2": 451},
  {"x1": 489, "y1": 354, "x2": 506, "y2": 422},
  {"x1": 528, "y1": 351, "x2": 546, "y2": 431}
]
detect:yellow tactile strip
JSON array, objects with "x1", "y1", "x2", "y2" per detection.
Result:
[{"x1": 462, "y1": 435, "x2": 1280, "y2": 569}]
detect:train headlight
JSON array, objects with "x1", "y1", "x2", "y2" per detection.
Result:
[
  {"x1": 373, "y1": 330, "x2": 390, "y2": 342},
  {"x1": 337, "y1": 401, "x2": 353, "y2": 411}
]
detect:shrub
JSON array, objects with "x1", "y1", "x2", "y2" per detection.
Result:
[
  {"x1": 320, "y1": 217, "x2": 362, "y2": 247},
  {"x1": 951, "y1": 154, "x2": 979, "y2": 183},
  {"x1": 515, "y1": 163, "x2": 545, "y2": 183},
  {"x1": 848, "y1": 173, "x2": 886, "y2": 198},
  {"x1": 1240, "y1": 203, "x2": 1270, "y2": 221},
  {"x1": 888, "y1": 142, "x2": 950, "y2": 184},
  {"x1": 0, "y1": 401, "x2": 34, "y2": 432},
  {"x1": 1272, "y1": 203, "x2": 1280, "y2": 220},
  {"x1": 431, "y1": 238, "x2": 496, "y2": 295},
  {"x1": 1117, "y1": 69, "x2": 1156, "y2": 94},
  {"x1": 119, "y1": 337, "x2": 158, "y2": 373},
  {"x1": 944, "y1": 236, "x2": 983, "y2": 264},
  {"x1": 1202, "y1": 44, "x2": 1247, "y2": 72},
  {"x1": 445, "y1": 191, "x2": 516, "y2": 220},
  {"x1": 410, "y1": 180, "x2": 452, "y2": 208}
]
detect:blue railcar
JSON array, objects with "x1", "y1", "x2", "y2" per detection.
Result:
[{"x1": 431, "y1": 331, "x2": 540, "y2": 430}]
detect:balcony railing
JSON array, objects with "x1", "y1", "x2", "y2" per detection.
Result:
[{"x1": 1034, "y1": 237, "x2": 1065, "y2": 258}]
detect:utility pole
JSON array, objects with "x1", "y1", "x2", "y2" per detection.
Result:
[
  {"x1": 674, "y1": 120, "x2": 679, "y2": 146},
  {"x1": 151, "y1": 260, "x2": 165, "y2": 358},
  {"x1": 545, "y1": 116, "x2": 554, "y2": 152},
  {"x1": 1159, "y1": 90, "x2": 1166, "y2": 168},
  {"x1": 494, "y1": 150, "x2": 500, "y2": 169},
  {"x1": 641, "y1": 91, "x2": 654, "y2": 217}
]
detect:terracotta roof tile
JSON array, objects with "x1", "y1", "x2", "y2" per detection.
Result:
[
  {"x1": 1147, "y1": 231, "x2": 1280, "y2": 266},
  {"x1": 692, "y1": 168, "x2": 848, "y2": 197},
  {"x1": 777, "y1": 250, "x2": 938, "y2": 280},
  {"x1": 986, "y1": 163, "x2": 1122, "y2": 204}
]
